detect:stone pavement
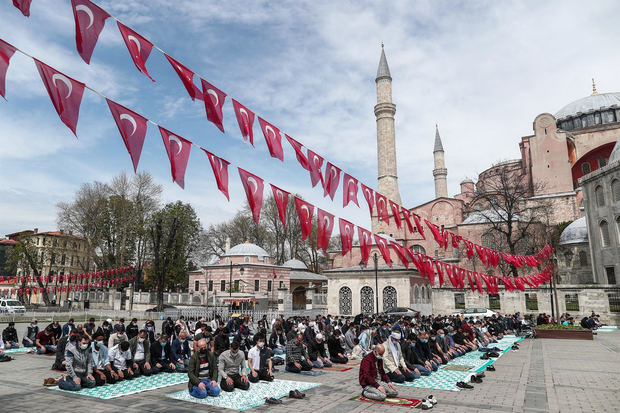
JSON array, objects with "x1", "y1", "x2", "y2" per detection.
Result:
[{"x1": 1, "y1": 331, "x2": 619, "y2": 412}]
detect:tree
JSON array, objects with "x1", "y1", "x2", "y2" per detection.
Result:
[{"x1": 148, "y1": 201, "x2": 202, "y2": 310}]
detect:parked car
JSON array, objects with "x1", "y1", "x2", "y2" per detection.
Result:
[
  {"x1": 385, "y1": 307, "x2": 420, "y2": 317},
  {"x1": 0, "y1": 299, "x2": 27, "y2": 314},
  {"x1": 145, "y1": 304, "x2": 177, "y2": 312},
  {"x1": 456, "y1": 307, "x2": 497, "y2": 319}
]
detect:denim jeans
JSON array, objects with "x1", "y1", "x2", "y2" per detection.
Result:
[
  {"x1": 175, "y1": 359, "x2": 190, "y2": 372},
  {"x1": 412, "y1": 364, "x2": 431, "y2": 376},
  {"x1": 189, "y1": 379, "x2": 221, "y2": 398},
  {"x1": 273, "y1": 347, "x2": 285, "y2": 356},
  {"x1": 58, "y1": 375, "x2": 96, "y2": 391},
  {"x1": 312, "y1": 359, "x2": 332, "y2": 368},
  {"x1": 5, "y1": 341, "x2": 19, "y2": 348},
  {"x1": 37, "y1": 345, "x2": 56, "y2": 354}
]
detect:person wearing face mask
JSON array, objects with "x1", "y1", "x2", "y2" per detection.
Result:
[
  {"x1": 285, "y1": 333, "x2": 313, "y2": 373},
  {"x1": 343, "y1": 324, "x2": 357, "y2": 353},
  {"x1": 218, "y1": 341, "x2": 250, "y2": 392},
  {"x1": 91, "y1": 332, "x2": 118, "y2": 386},
  {"x1": 126, "y1": 318, "x2": 139, "y2": 340},
  {"x1": 233, "y1": 328, "x2": 252, "y2": 360},
  {"x1": 247, "y1": 333, "x2": 274, "y2": 383},
  {"x1": 401, "y1": 334, "x2": 430, "y2": 378},
  {"x1": 268, "y1": 327, "x2": 286, "y2": 356},
  {"x1": 2, "y1": 322, "x2": 19, "y2": 349},
  {"x1": 150, "y1": 334, "x2": 176, "y2": 372},
  {"x1": 35, "y1": 326, "x2": 57, "y2": 354},
  {"x1": 307, "y1": 333, "x2": 332, "y2": 369},
  {"x1": 108, "y1": 324, "x2": 128, "y2": 349},
  {"x1": 22, "y1": 319, "x2": 39, "y2": 348},
  {"x1": 46, "y1": 320, "x2": 62, "y2": 341},
  {"x1": 214, "y1": 327, "x2": 230, "y2": 357},
  {"x1": 382, "y1": 331, "x2": 415, "y2": 383},
  {"x1": 172, "y1": 331, "x2": 191, "y2": 372},
  {"x1": 52, "y1": 329, "x2": 80, "y2": 371},
  {"x1": 428, "y1": 330, "x2": 448, "y2": 364},
  {"x1": 129, "y1": 329, "x2": 157, "y2": 377},
  {"x1": 188, "y1": 339, "x2": 220, "y2": 398},
  {"x1": 144, "y1": 320, "x2": 156, "y2": 343},
  {"x1": 108, "y1": 340, "x2": 136, "y2": 380},
  {"x1": 359, "y1": 343, "x2": 398, "y2": 401},
  {"x1": 84, "y1": 318, "x2": 97, "y2": 340},
  {"x1": 415, "y1": 332, "x2": 440, "y2": 371},
  {"x1": 327, "y1": 330, "x2": 349, "y2": 364},
  {"x1": 58, "y1": 334, "x2": 96, "y2": 391}
]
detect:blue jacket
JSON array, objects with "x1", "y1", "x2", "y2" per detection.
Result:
[
  {"x1": 91, "y1": 342, "x2": 110, "y2": 369},
  {"x1": 62, "y1": 323, "x2": 74, "y2": 337},
  {"x1": 171, "y1": 338, "x2": 191, "y2": 361}
]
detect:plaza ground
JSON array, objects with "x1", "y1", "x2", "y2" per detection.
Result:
[{"x1": 0, "y1": 330, "x2": 618, "y2": 412}]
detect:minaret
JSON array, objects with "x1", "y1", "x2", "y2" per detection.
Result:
[
  {"x1": 375, "y1": 44, "x2": 402, "y2": 206},
  {"x1": 433, "y1": 124, "x2": 448, "y2": 198}
]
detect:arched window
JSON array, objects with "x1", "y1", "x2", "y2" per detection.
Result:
[
  {"x1": 360, "y1": 286, "x2": 375, "y2": 314},
  {"x1": 595, "y1": 186, "x2": 605, "y2": 207},
  {"x1": 421, "y1": 286, "x2": 426, "y2": 303},
  {"x1": 414, "y1": 285, "x2": 420, "y2": 304},
  {"x1": 427, "y1": 287, "x2": 432, "y2": 301},
  {"x1": 612, "y1": 180, "x2": 620, "y2": 202},
  {"x1": 579, "y1": 250, "x2": 588, "y2": 267},
  {"x1": 600, "y1": 220, "x2": 610, "y2": 247},
  {"x1": 411, "y1": 245, "x2": 426, "y2": 255},
  {"x1": 383, "y1": 286, "x2": 397, "y2": 311},
  {"x1": 582, "y1": 162, "x2": 591, "y2": 174},
  {"x1": 339, "y1": 286, "x2": 352, "y2": 315}
]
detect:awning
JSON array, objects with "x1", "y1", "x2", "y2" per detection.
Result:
[{"x1": 221, "y1": 297, "x2": 258, "y2": 303}]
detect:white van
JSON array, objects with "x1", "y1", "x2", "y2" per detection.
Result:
[{"x1": 0, "y1": 299, "x2": 26, "y2": 314}]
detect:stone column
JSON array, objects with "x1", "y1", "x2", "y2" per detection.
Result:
[
  {"x1": 306, "y1": 283, "x2": 315, "y2": 310},
  {"x1": 278, "y1": 287, "x2": 288, "y2": 313}
]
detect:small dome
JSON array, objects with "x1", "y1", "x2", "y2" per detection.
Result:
[
  {"x1": 282, "y1": 259, "x2": 308, "y2": 270},
  {"x1": 223, "y1": 242, "x2": 269, "y2": 258},
  {"x1": 559, "y1": 217, "x2": 588, "y2": 245},
  {"x1": 555, "y1": 92, "x2": 620, "y2": 120},
  {"x1": 609, "y1": 139, "x2": 620, "y2": 164}
]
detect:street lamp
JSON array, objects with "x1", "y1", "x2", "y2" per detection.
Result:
[{"x1": 359, "y1": 253, "x2": 380, "y2": 315}]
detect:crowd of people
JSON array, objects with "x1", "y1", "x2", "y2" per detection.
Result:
[{"x1": 0, "y1": 311, "x2": 533, "y2": 407}]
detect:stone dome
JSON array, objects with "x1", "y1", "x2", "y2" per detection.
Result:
[
  {"x1": 559, "y1": 217, "x2": 588, "y2": 245},
  {"x1": 282, "y1": 259, "x2": 308, "y2": 270},
  {"x1": 555, "y1": 92, "x2": 620, "y2": 120},
  {"x1": 555, "y1": 90, "x2": 620, "y2": 131},
  {"x1": 223, "y1": 242, "x2": 269, "y2": 258}
]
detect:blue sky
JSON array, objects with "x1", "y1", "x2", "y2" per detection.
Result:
[{"x1": 1, "y1": 0, "x2": 619, "y2": 236}]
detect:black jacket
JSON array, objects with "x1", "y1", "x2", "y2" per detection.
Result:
[
  {"x1": 327, "y1": 336, "x2": 345, "y2": 357},
  {"x1": 233, "y1": 333, "x2": 252, "y2": 352},
  {"x1": 402, "y1": 342, "x2": 424, "y2": 367},
  {"x1": 126, "y1": 323, "x2": 139, "y2": 340},
  {"x1": 415, "y1": 341, "x2": 433, "y2": 362},
  {"x1": 2, "y1": 327, "x2": 18, "y2": 343},
  {"x1": 214, "y1": 333, "x2": 230, "y2": 357},
  {"x1": 150, "y1": 341, "x2": 172, "y2": 364},
  {"x1": 47, "y1": 324, "x2": 62, "y2": 340},
  {"x1": 269, "y1": 332, "x2": 286, "y2": 349},
  {"x1": 307, "y1": 340, "x2": 328, "y2": 361}
]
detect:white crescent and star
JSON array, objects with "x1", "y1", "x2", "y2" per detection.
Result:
[
  {"x1": 119, "y1": 113, "x2": 137, "y2": 136},
  {"x1": 168, "y1": 134, "x2": 183, "y2": 156},
  {"x1": 247, "y1": 177, "x2": 259, "y2": 195},
  {"x1": 207, "y1": 89, "x2": 219, "y2": 107},
  {"x1": 52, "y1": 73, "x2": 72, "y2": 99},
  {"x1": 322, "y1": 215, "x2": 332, "y2": 229},
  {"x1": 265, "y1": 125, "x2": 276, "y2": 140},
  {"x1": 239, "y1": 108, "x2": 250, "y2": 130},
  {"x1": 128, "y1": 35, "x2": 141, "y2": 54},
  {"x1": 301, "y1": 204, "x2": 311, "y2": 220},
  {"x1": 378, "y1": 197, "x2": 386, "y2": 210},
  {"x1": 75, "y1": 4, "x2": 94, "y2": 29}
]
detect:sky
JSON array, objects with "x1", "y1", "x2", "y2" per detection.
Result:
[{"x1": 1, "y1": 0, "x2": 619, "y2": 237}]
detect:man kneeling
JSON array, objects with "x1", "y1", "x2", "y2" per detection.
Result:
[
  {"x1": 188, "y1": 339, "x2": 220, "y2": 398},
  {"x1": 359, "y1": 343, "x2": 398, "y2": 401},
  {"x1": 58, "y1": 334, "x2": 96, "y2": 391},
  {"x1": 248, "y1": 333, "x2": 274, "y2": 383},
  {"x1": 218, "y1": 341, "x2": 250, "y2": 392}
]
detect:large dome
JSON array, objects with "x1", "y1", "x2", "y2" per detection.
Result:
[
  {"x1": 555, "y1": 91, "x2": 620, "y2": 131},
  {"x1": 559, "y1": 217, "x2": 588, "y2": 245},
  {"x1": 223, "y1": 242, "x2": 269, "y2": 258},
  {"x1": 282, "y1": 259, "x2": 308, "y2": 270}
]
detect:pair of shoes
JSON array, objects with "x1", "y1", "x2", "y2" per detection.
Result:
[
  {"x1": 456, "y1": 381, "x2": 474, "y2": 389},
  {"x1": 488, "y1": 352, "x2": 500, "y2": 358},
  {"x1": 265, "y1": 397, "x2": 282, "y2": 405},
  {"x1": 480, "y1": 354, "x2": 490, "y2": 360},
  {"x1": 43, "y1": 378, "x2": 58, "y2": 387},
  {"x1": 476, "y1": 372, "x2": 485, "y2": 378},
  {"x1": 486, "y1": 365, "x2": 496, "y2": 371},
  {"x1": 289, "y1": 389, "x2": 305, "y2": 399},
  {"x1": 471, "y1": 375, "x2": 483, "y2": 383},
  {"x1": 420, "y1": 399, "x2": 434, "y2": 410},
  {"x1": 427, "y1": 395, "x2": 438, "y2": 405}
]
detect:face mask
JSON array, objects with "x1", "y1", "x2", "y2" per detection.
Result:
[
  {"x1": 147, "y1": 327, "x2": 153, "y2": 331},
  {"x1": 440, "y1": 334, "x2": 445, "y2": 338},
  {"x1": 96, "y1": 340, "x2": 104, "y2": 347},
  {"x1": 231, "y1": 351, "x2": 238, "y2": 356},
  {"x1": 45, "y1": 331, "x2": 50, "y2": 336},
  {"x1": 375, "y1": 354, "x2": 382, "y2": 360},
  {"x1": 80, "y1": 343, "x2": 89, "y2": 350},
  {"x1": 257, "y1": 341, "x2": 265, "y2": 348},
  {"x1": 138, "y1": 338, "x2": 145, "y2": 343},
  {"x1": 161, "y1": 342, "x2": 166, "y2": 347},
  {"x1": 179, "y1": 339, "x2": 185, "y2": 343},
  {"x1": 420, "y1": 339, "x2": 428, "y2": 343},
  {"x1": 199, "y1": 349, "x2": 207, "y2": 355}
]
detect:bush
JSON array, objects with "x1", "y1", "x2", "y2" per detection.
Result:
[{"x1": 534, "y1": 324, "x2": 587, "y2": 331}]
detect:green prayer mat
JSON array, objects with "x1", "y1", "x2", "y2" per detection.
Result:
[
  {"x1": 3, "y1": 347, "x2": 30, "y2": 354},
  {"x1": 49, "y1": 372, "x2": 188, "y2": 399},
  {"x1": 165, "y1": 379, "x2": 320, "y2": 411},
  {"x1": 442, "y1": 365, "x2": 473, "y2": 371}
]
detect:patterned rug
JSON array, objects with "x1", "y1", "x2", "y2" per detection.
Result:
[
  {"x1": 350, "y1": 395, "x2": 422, "y2": 407},
  {"x1": 442, "y1": 365, "x2": 473, "y2": 371},
  {"x1": 323, "y1": 366, "x2": 353, "y2": 372},
  {"x1": 597, "y1": 326, "x2": 617, "y2": 333},
  {"x1": 165, "y1": 379, "x2": 320, "y2": 411},
  {"x1": 3, "y1": 347, "x2": 30, "y2": 354},
  {"x1": 49, "y1": 372, "x2": 188, "y2": 399},
  {"x1": 299, "y1": 370, "x2": 327, "y2": 376}
]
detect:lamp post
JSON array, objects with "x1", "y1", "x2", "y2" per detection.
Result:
[
  {"x1": 373, "y1": 253, "x2": 379, "y2": 315},
  {"x1": 229, "y1": 261, "x2": 232, "y2": 298}
]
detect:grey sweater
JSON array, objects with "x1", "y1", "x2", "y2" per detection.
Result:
[
  {"x1": 65, "y1": 341, "x2": 93, "y2": 378},
  {"x1": 217, "y1": 349, "x2": 247, "y2": 379}
]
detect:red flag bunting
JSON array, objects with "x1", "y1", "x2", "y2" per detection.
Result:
[
  {"x1": 159, "y1": 126, "x2": 192, "y2": 189},
  {"x1": 232, "y1": 99, "x2": 255, "y2": 145},
  {"x1": 201, "y1": 79, "x2": 226, "y2": 133},
  {"x1": 375, "y1": 193, "x2": 389, "y2": 224},
  {"x1": 165, "y1": 54, "x2": 202, "y2": 101},
  {"x1": 238, "y1": 168, "x2": 264, "y2": 224},
  {"x1": 34, "y1": 59, "x2": 85, "y2": 136},
  {"x1": 285, "y1": 135, "x2": 310, "y2": 171},
  {"x1": 412, "y1": 213, "x2": 425, "y2": 239},
  {"x1": 0, "y1": 40, "x2": 16, "y2": 100},
  {"x1": 317, "y1": 208, "x2": 335, "y2": 253},
  {"x1": 12, "y1": 0, "x2": 31, "y2": 16},
  {"x1": 294, "y1": 197, "x2": 314, "y2": 241},
  {"x1": 117, "y1": 21, "x2": 154, "y2": 81},
  {"x1": 339, "y1": 218, "x2": 355, "y2": 256},
  {"x1": 390, "y1": 241, "x2": 409, "y2": 269},
  {"x1": 270, "y1": 184, "x2": 290, "y2": 228},
  {"x1": 374, "y1": 235, "x2": 391, "y2": 267},
  {"x1": 358, "y1": 226, "x2": 372, "y2": 265},
  {"x1": 360, "y1": 184, "x2": 374, "y2": 218},
  {"x1": 342, "y1": 173, "x2": 359, "y2": 208},
  {"x1": 258, "y1": 117, "x2": 284, "y2": 161},
  {"x1": 106, "y1": 99, "x2": 148, "y2": 173},
  {"x1": 389, "y1": 200, "x2": 402, "y2": 229},
  {"x1": 307, "y1": 149, "x2": 324, "y2": 187},
  {"x1": 71, "y1": 0, "x2": 110, "y2": 64},
  {"x1": 323, "y1": 162, "x2": 341, "y2": 200},
  {"x1": 401, "y1": 207, "x2": 414, "y2": 234},
  {"x1": 203, "y1": 149, "x2": 230, "y2": 200}
]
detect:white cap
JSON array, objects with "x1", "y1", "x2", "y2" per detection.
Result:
[
  {"x1": 316, "y1": 333, "x2": 323, "y2": 340},
  {"x1": 309, "y1": 321, "x2": 315, "y2": 327},
  {"x1": 106, "y1": 318, "x2": 112, "y2": 323}
]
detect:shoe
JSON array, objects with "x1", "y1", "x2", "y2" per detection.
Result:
[
  {"x1": 471, "y1": 375, "x2": 483, "y2": 383},
  {"x1": 289, "y1": 390, "x2": 303, "y2": 399},
  {"x1": 488, "y1": 352, "x2": 500, "y2": 358},
  {"x1": 476, "y1": 372, "x2": 485, "y2": 378},
  {"x1": 427, "y1": 394, "x2": 438, "y2": 405},
  {"x1": 265, "y1": 397, "x2": 282, "y2": 405},
  {"x1": 43, "y1": 378, "x2": 57, "y2": 387},
  {"x1": 456, "y1": 381, "x2": 474, "y2": 389},
  {"x1": 420, "y1": 399, "x2": 433, "y2": 409},
  {"x1": 295, "y1": 389, "x2": 306, "y2": 398},
  {"x1": 480, "y1": 354, "x2": 490, "y2": 360},
  {"x1": 486, "y1": 365, "x2": 496, "y2": 371}
]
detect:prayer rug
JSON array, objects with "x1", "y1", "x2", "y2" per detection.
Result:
[
  {"x1": 49, "y1": 372, "x2": 188, "y2": 399},
  {"x1": 3, "y1": 347, "x2": 29, "y2": 354},
  {"x1": 164, "y1": 379, "x2": 320, "y2": 411},
  {"x1": 323, "y1": 366, "x2": 353, "y2": 372},
  {"x1": 299, "y1": 370, "x2": 327, "y2": 376},
  {"x1": 442, "y1": 365, "x2": 473, "y2": 371},
  {"x1": 597, "y1": 326, "x2": 617, "y2": 333},
  {"x1": 350, "y1": 395, "x2": 422, "y2": 407}
]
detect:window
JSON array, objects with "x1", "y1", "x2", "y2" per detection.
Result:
[
  {"x1": 50, "y1": 253, "x2": 56, "y2": 264},
  {"x1": 600, "y1": 220, "x2": 610, "y2": 246},
  {"x1": 70, "y1": 256, "x2": 74, "y2": 266},
  {"x1": 360, "y1": 286, "x2": 375, "y2": 314},
  {"x1": 489, "y1": 294, "x2": 500, "y2": 310},
  {"x1": 608, "y1": 293, "x2": 620, "y2": 313},
  {"x1": 53, "y1": 239, "x2": 58, "y2": 247},
  {"x1": 383, "y1": 286, "x2": 397, "y2": 311},
  {"x1": 526, "y1": 293, "x2": 538, "y2": 311},
  {"x1": 208, "y1": 280, "x2": 213, "y2": 291},
  {"x1": 194, "y1": 280, "x2": 200, "y2": 291},
  {"x1": 339, "y1": 286, "x2": 352, "y2": 315},
  {"x1": 595, "y1": 185, "x2": 606, "y2": 207},
  {"x1": 606, "y1": 267, "x2": 616, "y2": 284},
  {"x1": 234, "y1": 280, "x2": 240, "y2": 291},
  {"x1": 613, "y1": 180, "x2": 620, "y2": 202},
  {"x1": 582, "y1": 162, "x2": 591, "y2": 174},
  {"x1": 454, "y1": 293, "x2": 465, "y2": 310},
  {"x1": 565, "y1": 294, "x2": 579, "y2": 311},
  {"x1": 267, "y1": 280, "x2": 272, "y2": 292},
  {"x1": 598, "y1": 157, "x2": 607, "y2": 168},
  {"x1": 254, "y1": 280, "x2": 260, "y2": 291},
  {"x1": 244, "y1": 256, "x2": 250, "y2": 263},
  {"x1": 579, "y1": 251, "x2": 588, "y2": 267},
  {"x1": 414, "y1": 285, "x2": 420, "y2": 303},
  {"x1": 481, "y1": 233, "x2": 494, "y2": 248},
  {"x1": 36, "y1": 237, "x2": 40, "y2": 246},
  {"x1": 61, "y1": 254, "x2": 66, "y2": 265},
  {"x1": 42, "y1": 237, "x2": 46, "y2": 246},
  {"x1": 221, "y1": 280, "x2": 226, "y2": 291},
  {"x1": 411, "y1": 245, "x2": 426, "y2": 255}
]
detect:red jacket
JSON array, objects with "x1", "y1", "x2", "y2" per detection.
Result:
[{"x1": 359, "y1": 351, "x2": 390, "y2": 388}]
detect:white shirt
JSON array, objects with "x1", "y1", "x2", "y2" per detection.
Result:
[
  {"x1": 389, "y1": 338, "x2": 399, "y2": 367},
  {"x1": 108, "y1": 345, "x2": 131, "y2": 370},
  {"x1": 247, "y1": 346, "x2": 261, "y2": 370},
  {"x1": 134, "y1": 340, "x2": 145, "y2": 361}
]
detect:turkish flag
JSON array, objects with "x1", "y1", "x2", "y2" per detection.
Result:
[
  {"x1": 106, "y1": 99, "x2": 148, "y2": 173},
  {"x1": 270, "y1": 184, "x2": 290, "y2": 228},
  {"x1": 307, "y1": 149, "x2": 324, "y2": 187},
  {"x1": 35, "y1": 60, "x2": 85, "y2": 136},
  {"x1": 159, "y1": 126, "x2": 192, "y2": 189},
  {"x1": 389, "y1": 200, "x2": 402, "y2": 229},
  {"x1": 12, "y1": 0, "x2": 31, "y2": 16},
  {"x1": 256, "y1": 117, "x2": 283, "y2": 161},
  {"x1": 467, "y1": 271, "x2": 475, "y2": 293},
  {"x1": 165, "y1": 54, "x2": 202, "y2": 101},
  {"x1": 473, "y1": 272, "x2": 484, "y2": 294},
  {"x1": 201, "y1": 79, "x2": 226, "y2": 133},
  {"x1": 435, "y1": 260, "x2": 444, "y2": 287},
  {"x1": 412, "y1": 213, "x2": 425, "y2": 239},
  {"x1": 317, "y1": 209, "x2": 335, "y2": 252},
  {"x1": 361, "y1": 184, "x2": 374, "y2": 217},
  {"x1": 450, "y1": 232, "x2": 461, "y2": 249},
  {"x1": 203, "y1": 149, "x2": 230, "y2": 200},
  {"x1": 339, "y1": 218, "x2": 355, "y2": 256},
  {"x1": 285, "y1": 135, "x2": 310, "y2": 170},
  {"x1": 464, "y1": 240, "x2": 474, "y2": 259},
  {"x1": 238, "y1": 168, "x2": 264, "y2": 224},
  {"x1": 390, "y1": 241, "x2": 409, "y2": 269},
  {"x1": 342, "y1": 173, "x2": 359, "y2": 208},
  {"x1": 374, "y1": 235, "x2": 391, "y2": 267},
  {"x1": 358, "y1": 226, "x2": 372, "y2": 265},
  {"x1": 71, "y1": 0, "x2": 110, "y2": 64},
  {"x1": 514, "y1": 277, "x2": 525, "y2": 292},
  {"x1": 232, "y1": 99, "x2": 255, "y2": 145},
  {"x1": 294, "y1": 197, "x2": 314, "y2": 241},
  {"x1": 117, "y1": 22, "x2": 154, "y2": 81},
  {"x1": 375, "y1": 193, "x2": 389, "y2": 224},
  {"x1": 401, "y1": 207, "x2": 414, "y2": 234},
  {"x1": 0, "y1": 40, "x2": 16, "y2": 100},
  {"x1": 475, "y1": 244, "x2": 487, "y2": 265},
  {"x1": 425, "y1": 220, "x2": 444, "y2": 248},
  {"x1": 323, "y1": 162, "x2": 341, "y2": 200}
]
